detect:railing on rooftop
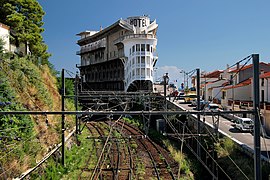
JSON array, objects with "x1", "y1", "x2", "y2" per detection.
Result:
[
  {"x1": 114, "y1": 34, "x2": 156, "y2": 44},
  {"x1": 76, "y1": 39, "x2": 106, "y2": 55}
]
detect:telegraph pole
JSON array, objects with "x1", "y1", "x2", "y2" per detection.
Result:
[
  {"x1": 253, "y1": 54, "x2": 261, "y2": 180},
  {"x1": 61, "y1": 69, "x2": 65, "y2": 166}
]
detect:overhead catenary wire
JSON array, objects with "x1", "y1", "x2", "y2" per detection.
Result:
[
  {"x1": 200, "y1": 55, "x2": 252, "y2": 112},
  {"x1": 165, "y1": 115, "x2": 232, "y2": 179},
  {"x1": 201, "y1": 114, "x2": 250, "y2": 179}
]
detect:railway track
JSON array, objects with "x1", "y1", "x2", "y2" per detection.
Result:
[
  {"x1": 115, "y1": 120, "x2": 177, "y2": 180},
  {"x1": 79, "y1": 120, "x2": 178, "y2": 179}
]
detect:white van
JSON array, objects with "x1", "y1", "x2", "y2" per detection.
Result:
[{"x1": 235, "y1": 118, "x2": 253, "y2": 132}]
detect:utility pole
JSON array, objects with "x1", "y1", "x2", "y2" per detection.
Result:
[
  {"x1": 75, "y1": 72, "x2": 79, "y2": 135},
  {"x1": 61, "y1": 69, "x2": 65, "y2": 166},
  {"x1": 163, "y1": 73, "x2": 169, "y2": 103},
  {"x1": 196, "y1": 68, "x2": 201, "y2": 157},
  {"x1": 253, "y1": 54, "x2": 261, "y2": 180}
]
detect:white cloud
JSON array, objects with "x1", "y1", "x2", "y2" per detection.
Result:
[{"x1": 155, "y1": 66, "x2": 186, "y2": 87}]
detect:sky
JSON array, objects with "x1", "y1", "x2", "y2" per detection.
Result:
[{"x1": 38, "y1": 0, "x2": 270, "y2": 87}]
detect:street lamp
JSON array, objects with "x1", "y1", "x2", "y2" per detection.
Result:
[
  {"x1": 180, "y1": 70, "x2": 187, "y2": 89},
  {"x1": 201, "y1": 71, "x2": 207, "y2": 100}
]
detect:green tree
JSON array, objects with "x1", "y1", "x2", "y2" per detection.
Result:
[{"x1": 0, "y1": 0, "x2": 50, "y2": 62}]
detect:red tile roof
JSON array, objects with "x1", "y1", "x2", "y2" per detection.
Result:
[
  {"x1": 0, "y1": 22, "x2": 10, "y2": 30},
  {"x1": 260, "y1": 71, "x2": 270, "y2": 79},
  {"x1": 202, "y1": 70, "x2": 223, "y2": 78},
  {"x1": 230, "y1": 62, "x2": 270, "y2": 73},
  {"x1": 223, "y1": 78, "x2": 251, "y2": 90}
]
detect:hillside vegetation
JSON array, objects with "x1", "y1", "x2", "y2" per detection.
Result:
[{"x1": 0, "y1": 55, "x2": 75, "y2": 178}]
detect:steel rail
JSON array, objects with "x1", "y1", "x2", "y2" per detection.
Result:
[
  {"x1": 120, "y1": 121, "x2": 176, "y2": 180},
  {"x1": 115, "y1": 121, "x2": 161, "y2": 180},
  {"x1": 105, "y1": 121, "x2": 135, "y2": 179}
]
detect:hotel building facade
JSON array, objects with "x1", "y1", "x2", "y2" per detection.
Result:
[{"x1": 76, "y1": 16, "x2": 158, "y2": 91}]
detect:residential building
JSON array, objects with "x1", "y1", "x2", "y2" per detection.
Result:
[
  {"x1": 0, "y1": 22, "x2": 10, "y2": 52},
  {"x1": 0, "y1": 22, "x2": 30, "y2": 56},
  {"x1": 76, "y1": 16, "x2": 158, "y2": 91}
]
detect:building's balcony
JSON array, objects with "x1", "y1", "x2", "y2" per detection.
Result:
[
  {"x1": 76, "y1": 39, "x2": 106, "y2": 55},
  {"x1": 114, "y1": 34, "x2": 156, "y2": 45}
]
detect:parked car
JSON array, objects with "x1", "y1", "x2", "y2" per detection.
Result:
[
  {"x1": 178, "y1": 92, "x2": 185, "y2": 100},
  {"x1": 205, "y1": 103, "x2": 220, "y2": 112},
  {"x1": 235, "y1": 117, "x2": 253, "y2": 132},
  {"x1": 184, "y1": 94, "x2": 197, "y2": 103},
  {"x1": 191, "y1": 100, "x2": 207, "y2": 110}
]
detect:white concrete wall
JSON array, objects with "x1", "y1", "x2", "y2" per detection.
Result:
[
  {"x1": 212, "y1": 86, "x2": 223, "y2": 101},
  {"x1": 0, "y1": 24, "x2": 10, "y2": 52},
  {"x1": 225, "y1": 85, "x2": 252, "y2": 101},
  {"x1": 260, "y1": 78, "x2": 270, "y2": 103},
  {"x1": 205, "y1": 79, "x2": 226, "y2": 101}
]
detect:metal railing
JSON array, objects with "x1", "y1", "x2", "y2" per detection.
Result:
[
  {"x1": 77, "y1": 39, "x2": 106, "y2": 55},
  {"x1": 114, "y1": 34, "x2": 156, "y2": 44}
]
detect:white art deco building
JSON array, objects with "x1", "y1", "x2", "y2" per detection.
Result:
[{"x1": 76, "y1": 16, "x2": 158, "y2": 91}]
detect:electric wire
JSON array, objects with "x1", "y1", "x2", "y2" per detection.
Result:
[
  {"x1": 201, "y1": 56, "x2": 252, "y2": 112},
  {"x1": 202, "y1": 114, "x2": 250, "y2": 179},
  {"x1": 165, "y1": 115, "x2": 232, "y2": 179}
]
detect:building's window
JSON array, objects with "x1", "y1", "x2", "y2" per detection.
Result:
[
  {"x1": 132, "y1": 69, "x2": 135, "y2": 76},
  {"x1": 110, "y1": 52, "x2": 112, "y2": 58},
  {"x1": 136, "y1": 44, "x2": 140, "y2": 52},
  {"x1": 132, "y1": 58, "x2": 135, "y2": 65},
  {"x1": 141, "y1": 44, "x2": 145, "y2": 51},
  {"x1": 141, "y1": 68, "x2": 145, "y2": 77},
  {"x1": 146, "y1": 44, "x2": 150, "y2": 52},
  {"x1": 136, "y1": 68, "x2": 140, "y2": 76},
  {"x1": 132, "y1": 45, "x2": 135, "y2": 53},
  {"x1": 114, "y1": 51, "x2": 116, "y2": 57},
  {"x1": 141, "y1": 56, "x2": 145, "y2": 64},
  {"x1": 151, "y1": 46, "x2": 153, "y2": 52},
  {"x1": 262, "y1": 78, "x2": 265, "y2": 86},
  {"x1": 147, "y1": 68, "x2": 150, "y2": 77},
  {"x1": 136, "y1": 56, "x2": 140, "y2": 64},
  {"x1": 146, "y1": 56, "x2": 150, "y2": 65}
]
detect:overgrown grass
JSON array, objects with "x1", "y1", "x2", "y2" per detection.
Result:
[
  {"x1": 0, "y1": 54, "x2": 75, "y2": 178},
  {"x1": 163, "y1": 140, "x2": 194, "y2": 179},
  {"x1": 214, "y1": 137, "x2": 270, "y2": 179}
]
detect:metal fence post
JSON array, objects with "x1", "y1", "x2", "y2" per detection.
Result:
[
  {"x1": 61, "y1": 69, "x2": 65, "y2": 166},
  {"x1": 196, "y1": 68, "x2": 201, "y2": 157}
]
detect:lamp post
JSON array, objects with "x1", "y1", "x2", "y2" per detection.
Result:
[
  {"x1": 180, "y1": 70, "x2": 187, "y2": 90},
  {"x1": 201, "y1": 71, "x2": 207, "y2": 100},
  {"x1": 163, "y1": 73, "x2": 169, "y2": 100}
]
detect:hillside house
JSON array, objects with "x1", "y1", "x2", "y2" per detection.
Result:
[
  {"x1": 0, "y1": 22, "x2": 10, "y2": 52},
  {"x1": 0, "y1": 22, "x2": 30, "y2": 56}
]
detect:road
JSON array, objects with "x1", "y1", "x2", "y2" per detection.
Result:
[{"x1": 171, "y1": 99, "x2": 270, "y2": 160}]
